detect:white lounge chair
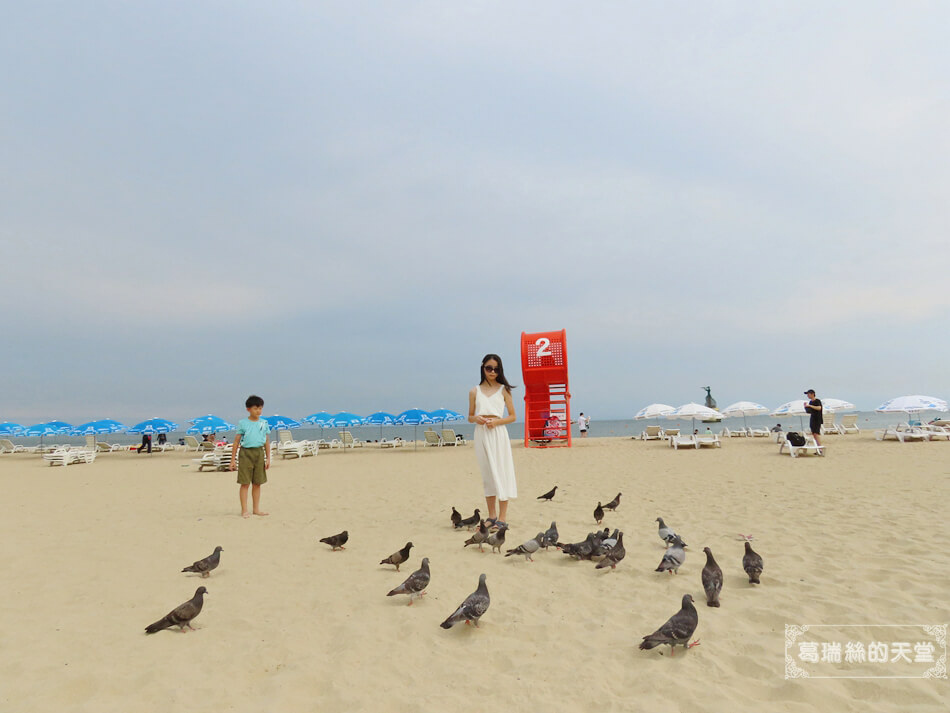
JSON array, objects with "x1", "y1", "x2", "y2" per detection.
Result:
[
  {"x1": 279, "y1": 440, "x2": 317, "y2": 459},
  {"x1": 721, "y1": 427, "x2": 746, "y2": 438},
  {"x1": 441, "y1": 429, "x2": 463, "y2": 446},
  {"x1": 337, "y1": 431, "x2": 364, "y2": 448},
  {"x1": 193, "y1": 447, "x2": 235, "y2": 471},
  {"x1": 780, "y1": 435, "x2": 825, "y2": 457},
  {"x1": 43, "y1": 448, "x2": 85, "y2": 466},
  {"x1": 661, "y1": 428, "x2": 680, "y2": 441},
  {"x1": 0, "y1": 439, "x2": 17, "y2": 454},
  {"x1": 839, "y1": 414, "x2": 860, "y2": 434},
  {"x1": 640, "y1": 426, "x2": 662, "y2": 441},
  {"x1": 748, "y1": 427, "x2": 769, "y2": 438},
  {"x1": 185, "y1": 435, "x2": 215, "y2": 452},
  {"x1": 423, "y1": 430, "x2": 442, "y2": 447},
  {"x1": 920, "y1": 425, "x2": 950, "y2": 440},
  {"x1": 696, "y1": 433, "x2": 722, "y2": 448},
  {"x1": 875, "y1": 425, "x2": 930, "y2": 443},
  {"x1": 669, "y1": 434, "x2": 698, "y2": 449},
  {"x1": 821, "y1": 412, "x2": 843, "y2": 435}
]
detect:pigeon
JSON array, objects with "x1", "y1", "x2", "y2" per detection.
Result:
[
  {"x1": 560, "y1": 532, "x2": 602, "y2": 561},
  {"x1": 458, "y1": 509, "x2": 481, "y2": 530},
  {"x1": 596, "y1": 532, "x2": 626, "y2": 570},
  {"x1": 320, "y1": 531, "x2": 348, "y2": 551},
  {"x1": 380, "y1": 541, "x2": 414, "y2": 571},
  {"x1": 440, "y1": 573, "x2": 490, "y2": 629},
  {"x1": 594, "y1": 502, "x2": 604, "y2": 524},
  {"x1": 387, "y1": 557, "x2": 430, "y2": 605},
  {"x1": 639, "y1": 593, "x2": 700, "y2": 656},
  {"x1": 181, "y1": 546, "x2": 223, "y2": 578},
  {"x1": 603, "y1": 493, "x2": 622, "y2": 511},
  {"x1": 487, "y1": 524, "x2": 508, "y2": 554},
  {"x1": 463, "y1": 520, "x2": 489, "y2": 552},
  {"x1": 600, "y1": 529, "x2": 619, "y2": 550},
  {"x1": 656, "y1": 517, "x2": 684, "y2": 547},
  {"x1": 655, "y1": 535, "x2": 687, "y2": 574},
  {"x1": 541, "y1": 521, "x2": 559, "y2": 549},
  {"x1": 506, "y1": 533, "x2": 544, "y2": 562},
  {"x1": 450, "y1": 507, "x2": 463, "y2": 528},
  {"x1": 537, "y1": 486, "x2": 558, "y2": 501},
  {"x1": 743, "y1": 542, "x2": 763, "y2": 584},
  {"x1": 145, "y1": 586, "x2": 207, "y2": 634},
  {"x1": 702, "y1": 547, "x2": 723, "y2": 607}
]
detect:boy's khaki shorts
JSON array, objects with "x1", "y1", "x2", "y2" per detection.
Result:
[{"x1": 237, "y1": 447, "x2": 267, "y2": 485}]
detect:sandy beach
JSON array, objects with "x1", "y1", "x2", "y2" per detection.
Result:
[{"x1": 1, "y1": 434, "x2": 947, "y2": 712}]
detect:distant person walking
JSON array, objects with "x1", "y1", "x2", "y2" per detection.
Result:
[
  {"x1": 804, "y1": 389, "x2": 823, "y2": 446},
  {"x1": 577, "y1": 412, "x2": 590, "y2": 438},
  {"x1": 137, "y1": 433, "x2": 152, "y2": 454},
  {"x1": 468, "y1": 353, "x2": 518, "y2": 530}
]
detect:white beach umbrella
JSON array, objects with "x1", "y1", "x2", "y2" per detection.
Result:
[
  {"x1": 634, "y1": 403, "x2": 675, "y2": 421},
  {"x1": 876, "y1": 395, "x2": 948, "y2": 418},
  {"x1": 770, "y1": 400, "x2": 807, "y2": 430},
  {"x1": 721, "y1": 401, "x2": 769, "y2": 431},
  {"x1": 666, "y1": 402, "x2": 722, "y2": 432},
  {"x1": 821, "y1": 398, "x2": 855, "y2": 412}
]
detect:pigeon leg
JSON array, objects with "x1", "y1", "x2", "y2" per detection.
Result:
[
  {"x1": 202, "y1": 572, "x2": 210, "y2": 579},
  {"x1": 688, "y1": 639, "x2": 701, "y2": 649}
]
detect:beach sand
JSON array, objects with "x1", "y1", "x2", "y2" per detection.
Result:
[{"x1": 1, "y1": 434, "x2": 947, "y2": 712}]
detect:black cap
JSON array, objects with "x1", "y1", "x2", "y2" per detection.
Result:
[{"x1": 804, "y1": 389, "x2": 815, "y2": 395}]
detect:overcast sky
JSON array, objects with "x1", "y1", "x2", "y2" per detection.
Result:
[{"x1": 2, "y1": 2, "x2": 948, "y2": 426}]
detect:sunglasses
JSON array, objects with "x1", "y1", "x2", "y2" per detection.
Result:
[{"x1": 483, "y1": 365, "x2": 499, "y2": 373}]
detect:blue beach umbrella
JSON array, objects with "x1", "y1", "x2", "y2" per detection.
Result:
[
  {"x1": 363, "y1": 411, "x2": 396, "y2": 442},
  {"x1": 326, "y1": 412, "x2": 363, "y2": 428},
  {"x1": 24, "y1": 422, "x2": 64, "y2": 451},
  {"x1": 395, "y1": 408, "x2": 435, "y2": 449},
  {"x1": 70, "y1": 419, "x2": 125, "y2": 436},
  {"x1": 428, "y1": 408, "x2": 464, "y2": 426},
  {"x1": 303, "y1": 411, "x2": 333, "y2": 439},
  {"x1": 303, "y1": 412, "x2": 334, "y2": 426},
  {"x1": 263, "y1": 415, "x2": 302, "y2": 431},
  {"x1": 187, "y1": 415, "x2": 236, "y2": 435},
  {"x1": 0, "y1": 422, "x2": 25, "y2": 436},
  {"x1": 127, "y1": 418, "x2": 178, "y2": 434},
  {"x1": 44, "y1": 421, "x2": 74, "y2": 434}
]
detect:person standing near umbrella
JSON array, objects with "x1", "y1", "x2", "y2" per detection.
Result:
[
  {"x1": 468, "y1": 354, "x2": 518, "y2": 529},
  {"x1": 804, "y1": 389, "x2": 823, "y2": 446},
  {"x1": 230, "y1": 395, "x2": 271, "y2": 518}
]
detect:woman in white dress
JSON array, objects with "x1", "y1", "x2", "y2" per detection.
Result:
[{"x1": 468, "y1": 354, "x2": 518, "y2": 528}]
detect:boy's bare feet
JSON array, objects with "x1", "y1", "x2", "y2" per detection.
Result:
[
  {"x1": 253, "y1": 511, "x2": 269, "y2": 516},
  {"x1": 242, "y1": 511, "x2": 251, "y2": 519}
]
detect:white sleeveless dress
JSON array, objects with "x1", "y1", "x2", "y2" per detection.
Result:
[{"x1": 474, "y1": 385, "x2": 517, "y2": 501}]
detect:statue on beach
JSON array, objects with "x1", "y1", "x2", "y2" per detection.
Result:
[{"x1": 703, "y1": 387, "x2": 717, "y2": 410}]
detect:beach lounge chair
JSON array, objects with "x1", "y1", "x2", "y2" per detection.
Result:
[
  {"x1": 720, "y1": 427, "x2": 744, "y2": 438},
  {"x1": 423, "y1": 430, "x2": 442, "y2": 447},
  {"x1": 279, "y1": 440, "x2": 317, "y2": 459},
  {"x1": 661, "y1": 428, "x2": 680, "y2": 441},
  {"x1": 441, "y1": 429, "x2": 463, "y2": 446},
  {"x1": 696, "y1": 432, "x2": 722, "y2": 448},
  {"x1": 748, "y1": 427, "x2": 769, "y2": 438},
  {"x1": 193, "y1": 447, "x2": 234, "y2": 471},
  {"x1": 821, "y1": 412, "x2": 842, "y2": 435},
  {"x1": 43, "y1": 448, "x2": 82, "y2": 466},
  {"x1": 920, "y1": 425, "x2": 950, "y2": 440},
  {"x1": 338, "y1": 431, "x2": 364, "y2": 448},
  {"x1": 0, "y1": 439, "x2": 16, "y2": 454},
  {"x1": 839, "y1": 414, "x2": 860, "y2": 434},
  {"x1": 639, "y1": 426, "x2": 662, "y2": 441},
  {"x1": 874, "y1": 426, "x2": 930, "y2": 443},
  {"x1": 780, "y1": 435, "x2": 825, "y2": 457},
  {"x1": 184, "y1": 435, "x2": 215, "y2": 452},
  {"x1": 669, "y1": 434, "x2": 698, "y2": 449}
]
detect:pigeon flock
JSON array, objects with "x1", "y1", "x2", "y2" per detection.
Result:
[{"x1": 144, "y1": 481, "x2": 765, "y2": 654}]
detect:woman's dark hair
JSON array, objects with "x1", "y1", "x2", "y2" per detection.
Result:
[{"x1": 480, "y1": 354, "x2": 516, "y2": 392}]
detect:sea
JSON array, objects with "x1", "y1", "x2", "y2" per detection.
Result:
[{"x1": 12, "y1": 411, "x2": 918, "y2": 448}]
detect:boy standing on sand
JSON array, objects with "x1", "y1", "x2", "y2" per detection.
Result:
[{"x1": 230, "y1": 395, "x2": 271, "y2": 518}]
